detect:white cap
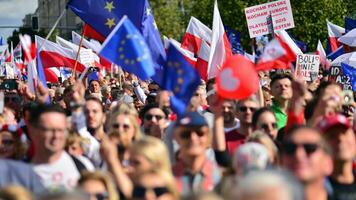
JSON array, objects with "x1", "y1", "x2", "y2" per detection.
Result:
[
  {"x1": 338, "y1": 28, "x2": 356, "y2": 47},
  {"x1": 233, "y1": 142, "x2": 269, "y2": 173}
]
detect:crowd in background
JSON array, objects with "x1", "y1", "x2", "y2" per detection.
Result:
[{"x1": 0, "y1": 67, "x2": 355, "y2": 200}]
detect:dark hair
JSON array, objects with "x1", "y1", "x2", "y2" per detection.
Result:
[
  {"x1": 29, "y1": 104, "x2": 66, "y2": 126},
  {"x1": 252, "y1": 107, "x2": 276, "y2": 128},
  {"x1": 270, "y1": 73, "x2": 292, "y2": 87},
  {"x1": 139, "y1": 103, "x2": 169, "y2": 120},
  {"x1": 282, "y1": 125, "x2": 331, "y2": 155},
  {"x1": 85, "y1": 97, "x2": 105, "y2": 113}
]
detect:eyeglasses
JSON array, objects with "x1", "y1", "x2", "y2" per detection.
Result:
[
  {"x1": 260, "y1": 122, "x2": 278, "y2": 130},
  {"x1": 132, "y1": 185, "x2": 170, "y2": 198},
  {"x1": 145, "y1": 114, "x2": 164, "y2": 121},
  {"x1": 239, "y1": 106, "x2": 257, "y2": 112},
  {"x1": 178, "y1": 129, "x2": 206, "y2": 139},
  {"x1": 1, "y1": 139, "x2": 14, "y2": 146},
  {"x1": 282, "y1": 141, "x2": 320, "y2": 156},
  {"x1": 112, "y1": 123, "x2": 131, "y2": 130},
  {"x1": 5, "y1": 96, "x2": 21, "y2": 103}
]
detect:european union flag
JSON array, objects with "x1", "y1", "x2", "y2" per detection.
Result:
[
  {"x1": 225, "y1": 26, "x2": 243, "y2": 55},
  {"x1": 341, "y1": 62, "x2": 356, "y2": 91},
  {"x1": 345, "y1": 17, "x2": 356, "y2": 33},
  {"x1": 67, "y1": 0, "x2": 166, "y2": 85},
  {"x1": 99, "y1": 16, "x2": 154, "y2": 81},
  {"x1": 162, "y1": 44, "x2": 201, "y2": 117}
]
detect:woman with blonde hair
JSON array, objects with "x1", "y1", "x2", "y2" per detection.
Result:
[
  {"x1": 132, "y1": 170, "x2": 179, "y2": 200},
  {"x1": 77, "y1": 170, "x2": 119, "y2": 200},
  {"x1": 128, "y1": 136, "x2": 172, "y2": 176},
  {"x1": 107, "y1": 103, "x2": 142, "y2": 166},
  {"x1": 247, "y1": 130, "x2": 279, "y2": 164}
]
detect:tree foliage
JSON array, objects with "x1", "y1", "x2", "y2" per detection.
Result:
[{"x1": 151, "y1": 0, "x2": 350, "y2": 53}]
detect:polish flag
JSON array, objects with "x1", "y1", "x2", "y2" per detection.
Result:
[
  {"x1": 207, "y1": 0, "x2": 232, "y2": 80},
  {"x1": 255, "y1": 37, "x2": 296, "y2": 71},
  {"x1": 72, "y1": 31, "x2": 111, "y2": 71},
  {"x1": 195, "y1": 40, "x2": 210, "y2": 81},
  {"x1": 316, "y1": 40, "x2": 329, "y2": 69},
  {"x1": 43, "y1": 68, "x2": 61, "y2": 83},
  {"x1": 327, "y1": 20, "x2": 345, "y2": 52},
  {"x1": 72, "y1": 31, "x2": 101, "y2": 53},
  {"x1": 35, "y1": 35, "x2": 86, "y2": 72},
  {"x1": 19, "y1": 34, "x2": 36, "y2": 62},
  {"x1": 163, "y1": 36, "x2": 197, "y2": 66},
  {"x1": 181, "y1": 16, "x2": 212, "y2": 55},
  {"x1": 83, "y1": 24, "x2": 105, "y2": 42},
  {"x1": 275, "y1": 30, "x2": 303, "y2": 56}
]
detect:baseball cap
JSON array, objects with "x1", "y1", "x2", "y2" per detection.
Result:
[
  {"x1": 176, "y1": 112, "x2": 208, "y2": 127},
  {"x1": 317, "y1": 114, "x2": 351, "y2": 133}
]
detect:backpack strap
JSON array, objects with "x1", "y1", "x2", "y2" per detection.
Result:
[{"x1": 70, "y1": 155, "x2": 87, "y2": 173}]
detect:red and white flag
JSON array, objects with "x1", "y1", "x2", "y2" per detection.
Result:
[
  {"x1": 35, "y1": 35, "x2": 86, "y2": 72},
  {"x1": 207, "y1": 0, "x2": 232, "y2": 80},
  {"x1": 163, "y1": 36, "x2": 197, "y2": 67},
  {"x1": 316, "y1": 40, "x2": 329, "y2": 69},
  {"x1": 255, "y1": 36, "x2": 296, "y2": 71},
  {"x1": 275, "y1": 30, "x2": 303, "y2": 56},
  {"x1": 181, "y1": 17, "x2": 212, "y2": 55},
  {"x1": 195, "y1": 40, "x2": 210, "y2": 81},
  {"x1": 19, "y1": 34, "x2": 36, "y2": 63},
  {"x1": 72, "y1": 31, "x2": 101, "y2": 53},
  {"x1": 327, "y1": 20, "x2": 345, "y2": 52}
]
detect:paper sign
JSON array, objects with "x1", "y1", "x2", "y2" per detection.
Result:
[
  {"x1": 245, "y1": 0, "x2": 295, "y2": 38},
  {"x1": 329, "y1": 66, "x2": 353, "y2": 90},
  {"x1": 296, "y1": 54, "x2": 320, "y2": 81},
  {"x1": 79, "y1": 49, "x2": 95, "y2": 67}
]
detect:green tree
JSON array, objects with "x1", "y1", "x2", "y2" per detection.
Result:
[{"x1": 152, "y1": 0, "x2": 348, "y2": 52}]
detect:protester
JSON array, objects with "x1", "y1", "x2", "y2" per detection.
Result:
[
  {"x1": 140, "y1": 103, "x2": 169, "y2": 138},
  {"x1": 252, "y1": 107, "x2": 278, "y2": 140},
  {"x1": 0, "y1": 124, "x2": 26, "y2": 160}
]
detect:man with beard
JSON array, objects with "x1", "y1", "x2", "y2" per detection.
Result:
[
  {"x1": 270, "y1": 73, "x2": 293, "y2": 129},
  {"x1": 225, "y1": 96, "x2": 259, "y2": 154}
]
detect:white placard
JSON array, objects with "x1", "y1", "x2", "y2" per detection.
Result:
[
  {"x1": 296, "y1": 54, "x2": 320, "y2": 81},
  {"x1": 79, "y1": 49, "x2": 95, "y2": 67},
  {"x1": 245, "y1": 0, "x2": 295, "y2": 38}
]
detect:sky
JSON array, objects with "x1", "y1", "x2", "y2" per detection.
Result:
[{"x1": 0, "y1": 0, "x2": 38, "y2": 43}]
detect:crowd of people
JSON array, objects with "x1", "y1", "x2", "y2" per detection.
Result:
[{"x1": 0, "y1": 67, "x2": 355, "y2": 200}]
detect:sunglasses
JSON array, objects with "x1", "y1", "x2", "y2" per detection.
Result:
[
  {"x1": 145, "y1": 114, "x2": 164, "y2": 121},
  {"x1": 239, "y1": 106, "x2": 257, "y2": 112},
  {"x1": 260, "y1": 122, "x2": 277, "y2": 130},
  {"x1": 112, "y1": 123, "x2": 131, "y2": 130},
  {"x1": 132, "y1": 186, "x2": 169, "y2": 198},
  {"x1": 178, "y1": 129, "x2": 206, "y2": 139},
  {"x1": 87, "y1": 192, "x2": 109, "y2": 200},
  {"x1": 1, "y1": 139, "x2": 14, "y2": 146},
  {"x1": 5, "y1": 96, "x2": 21, "y2": 103},
  {"x1": 282, "y1": 142, "x2": 320, "y2": 156}
]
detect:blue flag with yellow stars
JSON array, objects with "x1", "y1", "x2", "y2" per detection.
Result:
[
  {"x1": 341, "y1": 62, "x2": 356, "y2": 91},
  {"x1": 163, "y1": 44, "x2": 201, "y2": 117},
  {"x1": 99, "y1": 16, "x2": 155, "y2": 80},
  {"x1": 67, "y1": 0, "x2": 166, "y2": 85}
]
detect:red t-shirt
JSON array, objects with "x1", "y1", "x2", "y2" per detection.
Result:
[{"x1": 225, "y1": 129, "x2": 246, "y2": 155}]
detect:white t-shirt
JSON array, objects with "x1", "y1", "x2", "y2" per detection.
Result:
[{"x1": 33, "y1": 151, "x2": 93, "y2": 190}]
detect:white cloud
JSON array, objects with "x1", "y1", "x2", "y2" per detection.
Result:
[{"x1": 0, "y1": 0, "x2": 38, "y2": 41}]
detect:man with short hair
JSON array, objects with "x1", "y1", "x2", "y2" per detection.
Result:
[
  {"x1": 84, "y1": 97, "x2": 106, "y2": 141},
  {"x1": 281, "y1": 125, "x2": 334, "y2": 200},
  {"x1": 29, "y1": 104, "x2": 93, "y2": 190},
  {"x1": 225, "y1": 96, "x2": 259, "y2": 154},
  {"x1": 140, "y1": 103, "x2": 168, "y2": 138},
  {"x1": 318, "y1": 114, "x2": 356, "y2": 200},
  {"x1": 173, "y1": 112, "x2": 221, "y2": 196},
  {"x1": 270, "y1": 73, "x2": 293, "y2": 129}
]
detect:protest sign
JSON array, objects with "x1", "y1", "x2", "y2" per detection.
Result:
[
  {"x1": 296, "y1": 54, "x2": 320, "y2": 81},
  {"x1": 245, "y1": 0, "x2": 295, "y2": 38},
  {"x1": 79, "y1": 49, "x2": 95, "y2": 67},
  {"x1": 329, "y1": 65, "x2": 353, "y2": 90}
]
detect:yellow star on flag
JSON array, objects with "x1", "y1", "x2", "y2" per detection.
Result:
[
  {"x1": 146, "y1": 7, "x2": 151, "y2": 16},
  {"x1": 105, "y1": 18, "x2": 116, "y2": 29},
  {"x1": 104, "y1": 1, "x2": 115, "y2": 12}
]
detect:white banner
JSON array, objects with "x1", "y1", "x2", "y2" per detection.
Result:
[
  {"x1": 245, "y1": 0, "x2": 295, "y2": 38},
  {"x1": 296, "y1": 54, "x2": 320, "y2": 81}
]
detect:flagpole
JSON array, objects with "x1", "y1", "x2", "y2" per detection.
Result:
[
  {"x1": 72, "y1": 27, "x2": 86, "y2": 78},
  {"x1": 38, "y1": 8, "x2": 67, "y2": 52}
]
